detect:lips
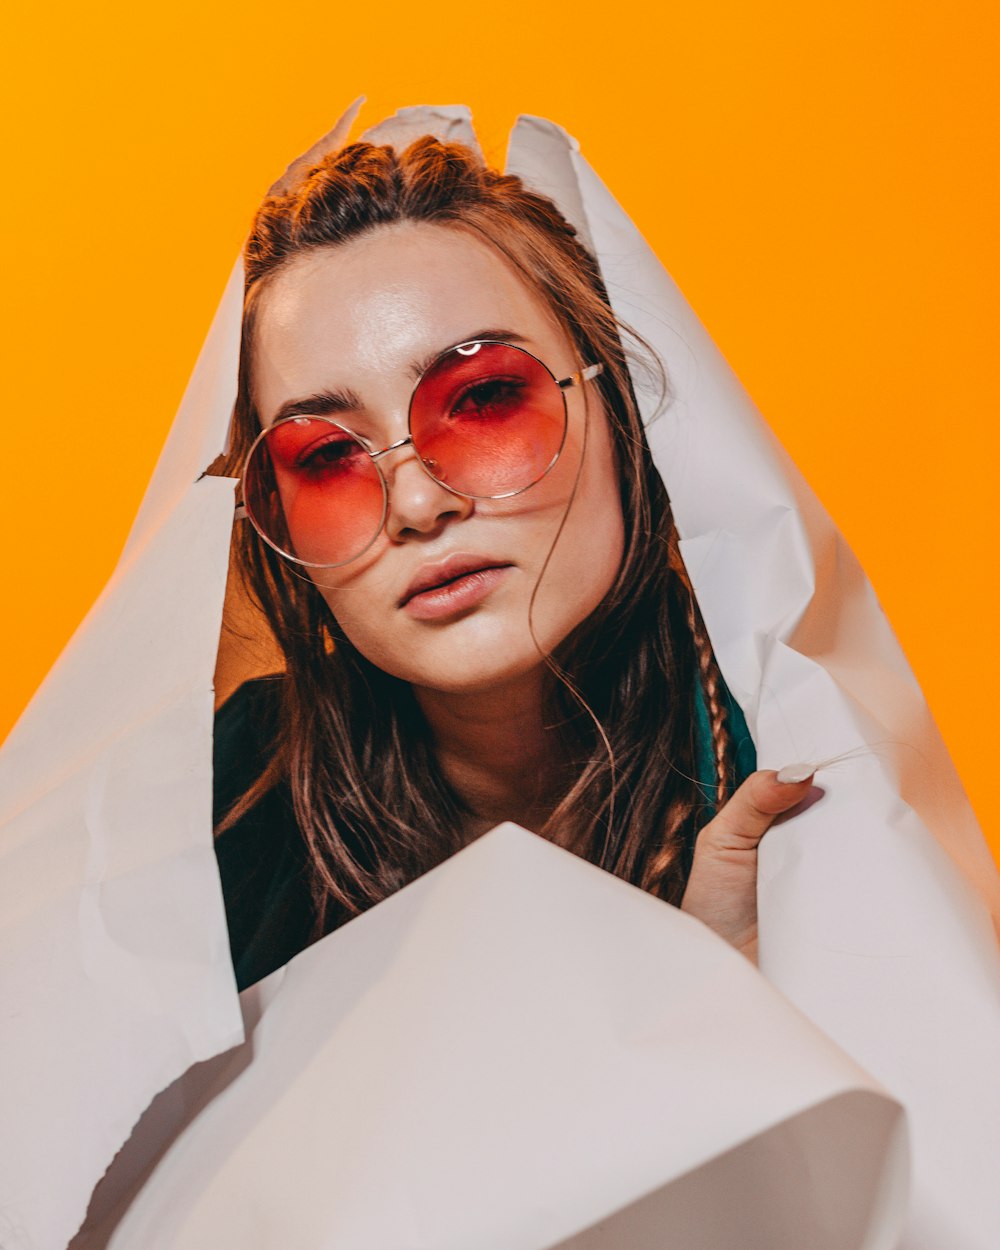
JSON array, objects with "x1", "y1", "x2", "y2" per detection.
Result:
[{"x1": 400, "y1": 554, "x2": 513, "y2": 607}]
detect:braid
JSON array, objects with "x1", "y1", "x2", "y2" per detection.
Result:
[
  {"x1": 635, "y1": 526, "x2": 733, "y2": 906},
  {"x1": 666, "y1": 536, "x2": 732, "y2": 810}
]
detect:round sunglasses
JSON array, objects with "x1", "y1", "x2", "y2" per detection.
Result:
[{"x1": 237, "y1": 339, "x2": 604, "y2": 569}]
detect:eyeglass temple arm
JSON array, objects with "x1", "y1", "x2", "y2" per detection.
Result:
[{"x1": 557, "y1": 362, "x2": 604, "y2": 391}]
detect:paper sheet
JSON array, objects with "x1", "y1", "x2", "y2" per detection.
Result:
[
  {"x1": 75, "y1": 827, "x2": 908, "y2": 1250},
  {"x1": 0, "y1": 479, "x2": 243, "y2": 1250}
]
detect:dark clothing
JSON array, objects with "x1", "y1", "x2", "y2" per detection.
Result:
[
  {"x1": 213, "y1": 675, "x2": 757, "y2": 991},
  {"x1": 213, "y1": 679, "x2": 315, "y2": 991}
]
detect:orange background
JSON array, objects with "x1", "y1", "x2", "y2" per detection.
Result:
[{"x1": 2, "y1": 2, "x2": 998, "y2": 862}]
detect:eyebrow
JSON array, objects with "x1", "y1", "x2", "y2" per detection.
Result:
[{"x1": 266, "y1": 328, "x2": 532, "y2": 426}]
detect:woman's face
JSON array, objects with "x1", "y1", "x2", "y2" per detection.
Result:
[{"x1": 250, "y1": 221, "x2": 625, "y2": 697}]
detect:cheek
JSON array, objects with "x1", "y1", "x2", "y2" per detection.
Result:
[
  {"x1": 565, "y1": 482, "x2": 625, "y2": 616},
  {"x1": 305, "y1": 545, "x2": 398, "y2": 660},
  {"x1": 526, "y1": 415, "x2": 627, "y2": 641},
  {"x1": 317, "y1": 590, "x2": 407, "y2": 679},
  {"x1": 569, "y1": 413, "x2": 626, "y2": 575}
]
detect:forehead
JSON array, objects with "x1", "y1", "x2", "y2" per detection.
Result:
[{"x1": 251, "y1": 221, "x2": 570, "y2": 418}]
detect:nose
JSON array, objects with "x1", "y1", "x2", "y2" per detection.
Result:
[{"x1": 380, "y1": 443, "x2": 474, "y2": 542}]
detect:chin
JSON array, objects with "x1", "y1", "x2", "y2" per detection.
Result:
[
  {"x1": 367, "y1": 629, "x2": 553, "y2": 697},
  {"x1": 341, "y1": 597, "x2": 592, "y2": 696}
]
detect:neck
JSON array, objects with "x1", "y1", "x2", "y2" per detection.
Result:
[{"x1": 414, "y1": 669, "x2": 572, "y2": 839}]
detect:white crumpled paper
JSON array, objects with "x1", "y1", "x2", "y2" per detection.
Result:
[
  {"x1": 75, "y1": 826, "x2": 908, "y2": 1250},
  {"x1": 1, "y1": 102, "x2": 999, "y2": 1250}
]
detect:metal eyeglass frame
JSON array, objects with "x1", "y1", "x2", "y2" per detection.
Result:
[{"x1": 234, "y1": 338, "x2": 605, "y2": 569}]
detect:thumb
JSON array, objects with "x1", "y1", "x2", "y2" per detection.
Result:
[
  {"x1": 681, "y1": 767, "x2": 817, "y2": 960},
  {"x1": 695, "y1": 768, "x2": 815, "y2": 858}
]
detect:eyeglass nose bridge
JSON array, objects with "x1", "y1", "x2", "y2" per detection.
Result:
[
  {"x1": 370, "y1": 435, "x2": 415, "y2": 461},
  {"x1": 369, "y1": 433, "x2": 442, "y2": 477}
]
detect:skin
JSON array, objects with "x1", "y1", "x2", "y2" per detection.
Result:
[{"x1": 251, "y1": 220, "x2": 815, "y2": 961}]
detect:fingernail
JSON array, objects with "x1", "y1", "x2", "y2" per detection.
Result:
[{"x1": 776, "y1": 762, "x2": 816, "y2": 784}]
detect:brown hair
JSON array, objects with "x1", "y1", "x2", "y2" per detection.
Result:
[{"x1": 218, "y1": 136, "x2": 736, "y2": 933}]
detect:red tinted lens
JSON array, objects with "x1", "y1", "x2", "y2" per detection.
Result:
[
  {"x1": 409, "y1": 342, "x2": 567, "y2": 497},
  {"x1": 243, "y1": 417, "x2": 386, "y2": 567}
]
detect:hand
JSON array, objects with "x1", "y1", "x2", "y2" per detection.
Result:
[{"x1": 679, "y1": 768, "x2": 816, "y2": 964}]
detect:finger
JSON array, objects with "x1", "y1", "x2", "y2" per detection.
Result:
[{"x1": 697, "y1": 768, "x2": 815, "y2": 854}]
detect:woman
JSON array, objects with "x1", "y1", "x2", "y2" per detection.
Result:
[{"x1": 211, "y1": 135, "x2": 817, "y2": 992}]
